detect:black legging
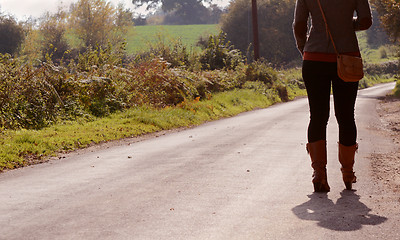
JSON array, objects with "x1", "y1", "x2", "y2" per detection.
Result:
[{"x1": 303, "y1": 60, "x2": 359, "y2": 146}]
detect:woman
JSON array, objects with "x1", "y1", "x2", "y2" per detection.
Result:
[{"x1": 293, "y1": 0, "x2": 372, "y2": 192}]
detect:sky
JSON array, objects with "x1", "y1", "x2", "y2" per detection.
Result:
[{"x1": 0, "y1": 0, "x2": 232, "y2": 21}]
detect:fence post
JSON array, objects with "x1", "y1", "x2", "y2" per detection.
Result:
[{"x1": 252, "y1": 0, "x2": 260, "y2": 61}]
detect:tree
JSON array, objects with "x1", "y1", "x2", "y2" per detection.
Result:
[
  {"x1": 39, "y1": 9, "x2": 69, "y2": 62},
  {"x1": 131, "y1": 0, "x2": 215, "y2": 24},
  {"x1": 69, "y1": 0, "x2": 133, "y2": 47},
  {"x1": 0, "y1": 15, "x2": 24, "y2": 55},
  {"x1": 208, "y1": 4, "x2": 224, "y2": 24},
  {"x1": 69, "y1": 0, "x2": 115, "y2": 47},
  {"x1": 371, "y1": 0, "x2": 400, "y2": 41},
  {"x1": 133, "y1": 15, "x2": 147, "y2": 26},
  {"x1": 18, "y1": 18, "x2": 43, "y2": 62},
  {"x1": 113, "y1": 3, "x2": 135, "y2": 43},
  {"x1": 221, "y1": 0, "x2": 298, "y2": 65},
  {"x1": 366, "y1": 8, "x2": 391, "y2": 47},
  {"x1": 115, "y1": 3, "x2": 134, "y2": 28},
  {"x1": 163, "y1": 0, "x2": 210, "y2": 24}
]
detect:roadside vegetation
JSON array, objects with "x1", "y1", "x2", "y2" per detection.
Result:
[
  {"x1": 0, "y1": 0, "x2": 398, "y2": 171},
  {"x1": 0, "y1": 30, "x2": 306, "y2": 171}
]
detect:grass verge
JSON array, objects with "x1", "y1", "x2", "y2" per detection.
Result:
[
  {"x1": 0, "y1": 88, "x2": 278, "y2": 171},
  {"x1": 360, "y1": 75, "x2": 397, "y2": 89}
]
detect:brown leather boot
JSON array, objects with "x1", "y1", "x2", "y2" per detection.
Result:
[
  {"x1": 306, "y1": 140, "x2": 330, "y2": 192},
  {"x1": 338, "y1": 143, "x2": 358, "y2": 190}
]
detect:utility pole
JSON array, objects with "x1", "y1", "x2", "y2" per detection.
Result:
[{"x1": 251, "y1": 0, "x2": 260, "y2": 61}]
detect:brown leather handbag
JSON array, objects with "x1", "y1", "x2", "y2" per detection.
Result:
[{"x1": 317, "y1": 0, "x2": 364, "y2": 82}]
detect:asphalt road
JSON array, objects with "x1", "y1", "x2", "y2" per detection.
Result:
[{"x1": 1, "y1": 82, "x2": 399, "y2": 240}]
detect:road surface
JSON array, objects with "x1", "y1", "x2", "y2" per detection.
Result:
[{"x1": 0, "y1": 82, "x2": 399, "y2": 240}]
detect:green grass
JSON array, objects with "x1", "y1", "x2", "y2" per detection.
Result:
[
  {"x1": 0, "y1": 88, "x2": 279, "y2": 171},
  {"x1": 125, "y1": 24, "x2": 220, "y2": 53},
  {"x1": 357, "y1": 31, "x2": 398, "y2": 64}
]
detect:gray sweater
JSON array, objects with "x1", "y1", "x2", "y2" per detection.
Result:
[{"x1": 293, "y1": 0, "x2": 372, "y2": 54}]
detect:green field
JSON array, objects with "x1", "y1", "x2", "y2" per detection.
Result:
[
  {"x1": 357, "y1": 31, "x2": 398, "y2": 64},
  {"x1": 125, "y1": 24, "x2": 221, "y2": 53},
  {"x1": 70, "y1": 24, "x2": 397, "y2": 63}
]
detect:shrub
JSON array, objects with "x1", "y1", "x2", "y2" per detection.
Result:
[
  {"x1": 0, "y1": 54, "x2": 62, "y2": 129},
  {"x1": 198, "y1": 32, "x2": 244, "y2": 70},
  {"x1": 364, "y1": 60, "x2": 399, "y2": 76},
  {"x1": 393, "y1": 80, "x2": 400, "y2": 97},
  {"x1": 122, "y1": 59, "x2": 198, "y2": 108},
  {"x1": 274, "y1": 84, "x2": 289, "y2": 102},
  {"x1": 134, "y1": 34, "x2": 191, "y2": 68},
  {"x1": 241, "y1": 60, "x2": 278, "y2": 87},
  {"x1": 0, "y1": 39, "x2": 283, "y2": 131},
  {"x1": 378, "y1": 46, "x2": 388, "y2": 59}
]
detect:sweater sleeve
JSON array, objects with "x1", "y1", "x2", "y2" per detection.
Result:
[
  {"x1": 293, "y1": 0, "x2": 309, "y2": 54},
  {"x1": 353, "y1": 0, "x2": 372, "y2": 31}
]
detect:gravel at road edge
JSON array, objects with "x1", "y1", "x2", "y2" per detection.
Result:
[{"x1": 372, "y1": 96, "x2": 400, "y2": 198}]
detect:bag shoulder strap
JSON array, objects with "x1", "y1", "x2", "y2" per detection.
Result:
[{"x1": 317, "y1": 0, "x2": 339, "y2": 55}]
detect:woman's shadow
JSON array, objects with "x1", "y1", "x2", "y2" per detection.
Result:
[{"x1": 292, "y1": 190, "x2": 387, "y2": 231}]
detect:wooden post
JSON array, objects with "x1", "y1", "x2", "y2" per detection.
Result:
[{"x1": 252, "y1": 0, "x2": 260, "y2": 61}]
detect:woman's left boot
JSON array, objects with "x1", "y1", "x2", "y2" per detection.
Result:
[{"x1": 338, "y1": 143, "x2": 358, "y2": 190}]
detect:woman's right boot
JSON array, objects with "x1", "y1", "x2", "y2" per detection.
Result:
[{"x1": 306, "y1": 140, "x2": 330, "y2": 192}]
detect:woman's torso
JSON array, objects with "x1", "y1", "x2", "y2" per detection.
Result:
[{"x1": 304, "y1": 0, "x2": 359, "y2": 54}]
